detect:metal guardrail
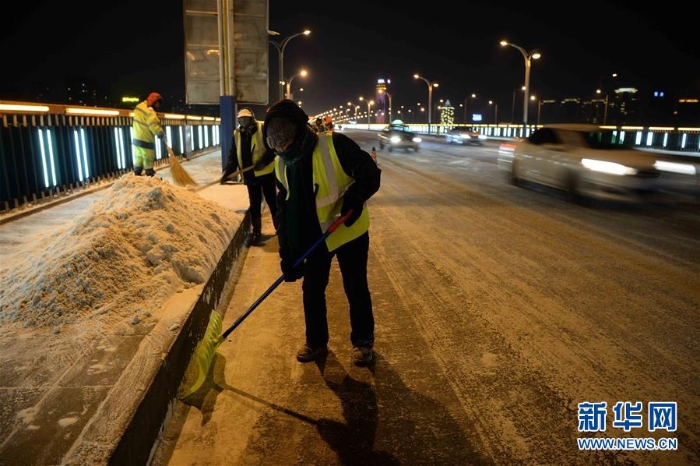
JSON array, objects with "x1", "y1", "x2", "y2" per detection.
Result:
[
  {"x1": 0, "y1": 101, "x2": 222, "y2": 213},
  {"x1": 346, "y1": 122, "x2": 700, "y2": 155},
  {"x1": 2, "y1": 101, "x2": 699, "y2": 214}
]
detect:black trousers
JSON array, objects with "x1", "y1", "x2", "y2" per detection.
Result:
[
  {"x1": 247, "y1": 174, "x2": 277, "y2": 219},
  {"x1": 302, "y1": 232, "x2": 374, "y2": 348}
]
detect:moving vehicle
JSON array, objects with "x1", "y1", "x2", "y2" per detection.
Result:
[
  {"x1": 445, "y1": 127, "x2": 486, "y2": 145},
  {"x1": 509, "y1": 124, "x2": 661, "y2": 203},
  {"x1": 378, "y1": 120, "x2": 421, "y2": 152}
]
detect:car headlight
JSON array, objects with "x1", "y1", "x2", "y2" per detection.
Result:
[
  {"x1": 390, "y1": 136, "x2": 401, "y2": 143},
  {"x1": 581, "y1": 158, "x2": 638, "y2": 176},
  {"x1": 654, "y1": 160, "x2": 697, "y2": 175},
  {"x1": 413, "y1": 137, "x2": 422, "y2": 143}
]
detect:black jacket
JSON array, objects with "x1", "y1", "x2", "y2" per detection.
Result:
[{"x1": 275, "y1": 127, "x2": 381, "y2": 262}]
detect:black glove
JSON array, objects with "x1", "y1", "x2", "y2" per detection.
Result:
[
  {"x1": 340, "y1": 192, "x2": 364, "y2": 227},
  {"x1": 281, "y1": 258, "x2": 304, "y2": 282}
]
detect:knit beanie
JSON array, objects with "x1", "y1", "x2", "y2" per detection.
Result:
[{"x1": 264, "y1": 99, "x2": 309, "y2": 149}]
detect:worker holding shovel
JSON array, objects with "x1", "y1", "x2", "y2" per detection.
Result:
[
  {"x1": 264, "y1": 99, "x2": 382, "y2": 366},
  {"x1": 221, "y1": 108, "x2": 278, "y2": 246}
]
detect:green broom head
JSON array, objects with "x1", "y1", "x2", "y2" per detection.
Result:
[{"x1": 178, "y1": 309, "x2": 223, "y2": 400}]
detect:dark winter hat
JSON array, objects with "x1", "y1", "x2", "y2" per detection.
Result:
[{"x1": 264, "y1": 99, "x2": 309, "y2": 149}]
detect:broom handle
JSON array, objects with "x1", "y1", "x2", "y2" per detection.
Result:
[
  {"x1": 222, "y1": 165, "x2": 255, "y2": 181},
  {"x1": 220, "y1": 210, "x2": 353, "y2": 340}
]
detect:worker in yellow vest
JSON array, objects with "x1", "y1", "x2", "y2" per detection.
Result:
[
  {"x1": 221, "y1": 108, "x2": 277, "y2": 246},
  {"x1": 264, "y1": 99, "x2": 381, "y2": 367},
  {"x1": 132, "y1": 92, "x2": 164, "y2": 177}
]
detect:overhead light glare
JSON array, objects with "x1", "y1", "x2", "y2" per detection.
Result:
[
  {"x1": 0, "y1": 103, "x2": 50, "y2": 113},
  {"x1": 66, "y1": 108, "x2": 120, "y2": 116}
]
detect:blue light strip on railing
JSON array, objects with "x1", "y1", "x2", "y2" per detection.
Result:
[
  {"x1": 80, "y1": 128, "x2": 90, "y2": 179},
  {"x1": 73, "y1": 129, "x2": 84, "y2": 181},
  {"x1": 115, "y1": 127, "x2": 126, "y2": 170},
  {"x1": 38, "y1": 128, "x2": 57, "y2": 188}
]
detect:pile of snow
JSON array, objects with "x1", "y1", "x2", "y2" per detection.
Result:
[{"x1": 0, "y1": 175, "x2": 238, "y2": 331}]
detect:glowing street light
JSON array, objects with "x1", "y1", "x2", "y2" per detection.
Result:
[
  {"x1": 413, "y1": 74, "x2": 439, "y2": 133},
  {"x1": 269, "y1": 29, "x2": 311, "y2": 101},
  {"x1": 462, "y1": 93, "x2": 476, "y2": 124},
  {"x1": 500, "y1": 40, "x2": 541, "y2": 129},
  {"x1": 285, "y1": 69, "x2": 307, "y2": 100},
  {"x1": 596, "y1": 89, "x2": 609, "y2": 125},
  {"x1": 359, "y1": 97, "x2": 374, "y2": 129}
]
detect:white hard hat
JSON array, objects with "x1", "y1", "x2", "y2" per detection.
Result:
[{"x1": 237, "y1": 108, "x2": 254, "y2": 118}]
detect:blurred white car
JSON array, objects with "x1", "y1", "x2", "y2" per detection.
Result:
[
  {"x1": 445, "y1": 127, "x2": 487, "y2": 145},
  {"x1": 510, "y1": 124, "x2": 662, "y2": 203}
]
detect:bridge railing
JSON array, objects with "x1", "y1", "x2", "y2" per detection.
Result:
[
  {"x1": 0, "y1": 101, "x2": 221, "y2": 214},
  {"x1": 349, "y1": 122, "x2": 700, "y2": 155}
]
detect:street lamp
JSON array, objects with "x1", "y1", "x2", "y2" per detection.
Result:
[
  {"x1": 462, "y1": 93, "x2": 476, "y2": 124},
  {"x1": 413, "y1": 74, "x2": 439, "y2": 133},
  {"x1": 359, "y1": 97, "x2": 374, "y2": 129},
  {"x1": 285, "y1": 69, "x2": 307, "y2": 100},
  {"x1": 596, "y1": 89, "x2": 609, "y2": 125},
  {"x1": 378, "y1": 89, "x2": 393, "y2": 122},
  {"x1": 269, "y1": 29, "x2": 311, "y2": 101},
  {"x1": 500, "y1": 40, "x2": 541, "y2": 130},
  {"x1": 489, "y1": 100, "x2": 498, "y2": 124}
]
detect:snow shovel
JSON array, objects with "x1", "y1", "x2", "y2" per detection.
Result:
[{"x1": 178, "y1": 210, "x2": 354, "y2": 400}]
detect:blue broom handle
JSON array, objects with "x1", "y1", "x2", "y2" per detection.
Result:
[{"x1": 220, "y1": 210, "x2": 352, "y2": 340}]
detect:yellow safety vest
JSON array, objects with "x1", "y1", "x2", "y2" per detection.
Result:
[
  {"x1": 132, "y1": 101, "x2": 163, "y2": 150},
  {"x1": 234, "y1": 121, "x2": 274, "y2": 176},
  {"x1": 275, "y1": 133, "x2": 370, "y2": 252}
]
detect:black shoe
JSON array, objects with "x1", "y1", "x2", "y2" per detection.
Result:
[
  {"x1": 352, "y1": 346, "x2": 374, "y2": 366},
  {"x1": 296, "y1": 343, "x2": 328, "y2": 363},
  {"x1": 246, "y1": 231, "x2": 261, "y2": 247}
]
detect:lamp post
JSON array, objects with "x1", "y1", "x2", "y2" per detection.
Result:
[
  {"x1": 500, "y1": 40, "x2": 541, "y2": 130},
  {"x1": 489, "y1": 100, "x2": 498, "y2": 124},
  {"x1": 379, "y1": 89, "x2": 393, "y2": 122},
  {"x1": 285, "y1": 69, "x2": 307, "y2": 100},
  {"x1": 462, "y1": 93, "x2": 476, "y2": 124},
  {"x1": 596, "y1": 89, "x2": 609, "y2": 125},
  {"x1": 359, "y1": 97, "x2": 374, "y2": 129},
  {"x1": 269, "y1": 29, "x2": 311, "y2": 101},
  {"x1": 414, "y1": 74, "x2": 439, "y2": 133}
]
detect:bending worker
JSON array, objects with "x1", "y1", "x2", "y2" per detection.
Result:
[
  {"x1": 132, "y1": 92, "x2": 165, "y2": 177},
  {"x1": 221, "y1": 107, "x2": 278, "y2": 247}
]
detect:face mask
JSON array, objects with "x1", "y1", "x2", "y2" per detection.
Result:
[{"x1": 238, "y1": 117, "x2": 253, "y2": 128}]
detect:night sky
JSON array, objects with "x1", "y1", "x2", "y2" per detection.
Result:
[{"x1": 1, "y1": 0, "x2": 697, "y2": 119}]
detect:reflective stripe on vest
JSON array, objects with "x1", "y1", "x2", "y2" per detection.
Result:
[
  {"x1": 275, "y1": 133, "x2": 370, "y2": 252},
  {"x1": 234, "y1": 122, "x2": 274, "y2": 176}
]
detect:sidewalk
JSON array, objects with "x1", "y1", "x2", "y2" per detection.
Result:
[{"x1": 0, "y1": 150, "x2": 254, "y2": 465}]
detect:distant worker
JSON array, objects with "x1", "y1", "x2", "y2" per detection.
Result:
[
  {"x1": 313, "y1": 117, "x2": 325, "y2": 133},
  {"x1": 132, "y1": 92, "x2": 165, "y2": 177},
  {"x1": 324, "y1": 115, "x2": 334, "y2": 132},
  {"x1": 221, "y1": 108, "x2": 278, "y2": 246}
]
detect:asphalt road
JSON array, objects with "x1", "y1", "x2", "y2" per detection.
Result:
[{"x1": 155, "y1": 131, "x2": 700, "y2": 465}]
